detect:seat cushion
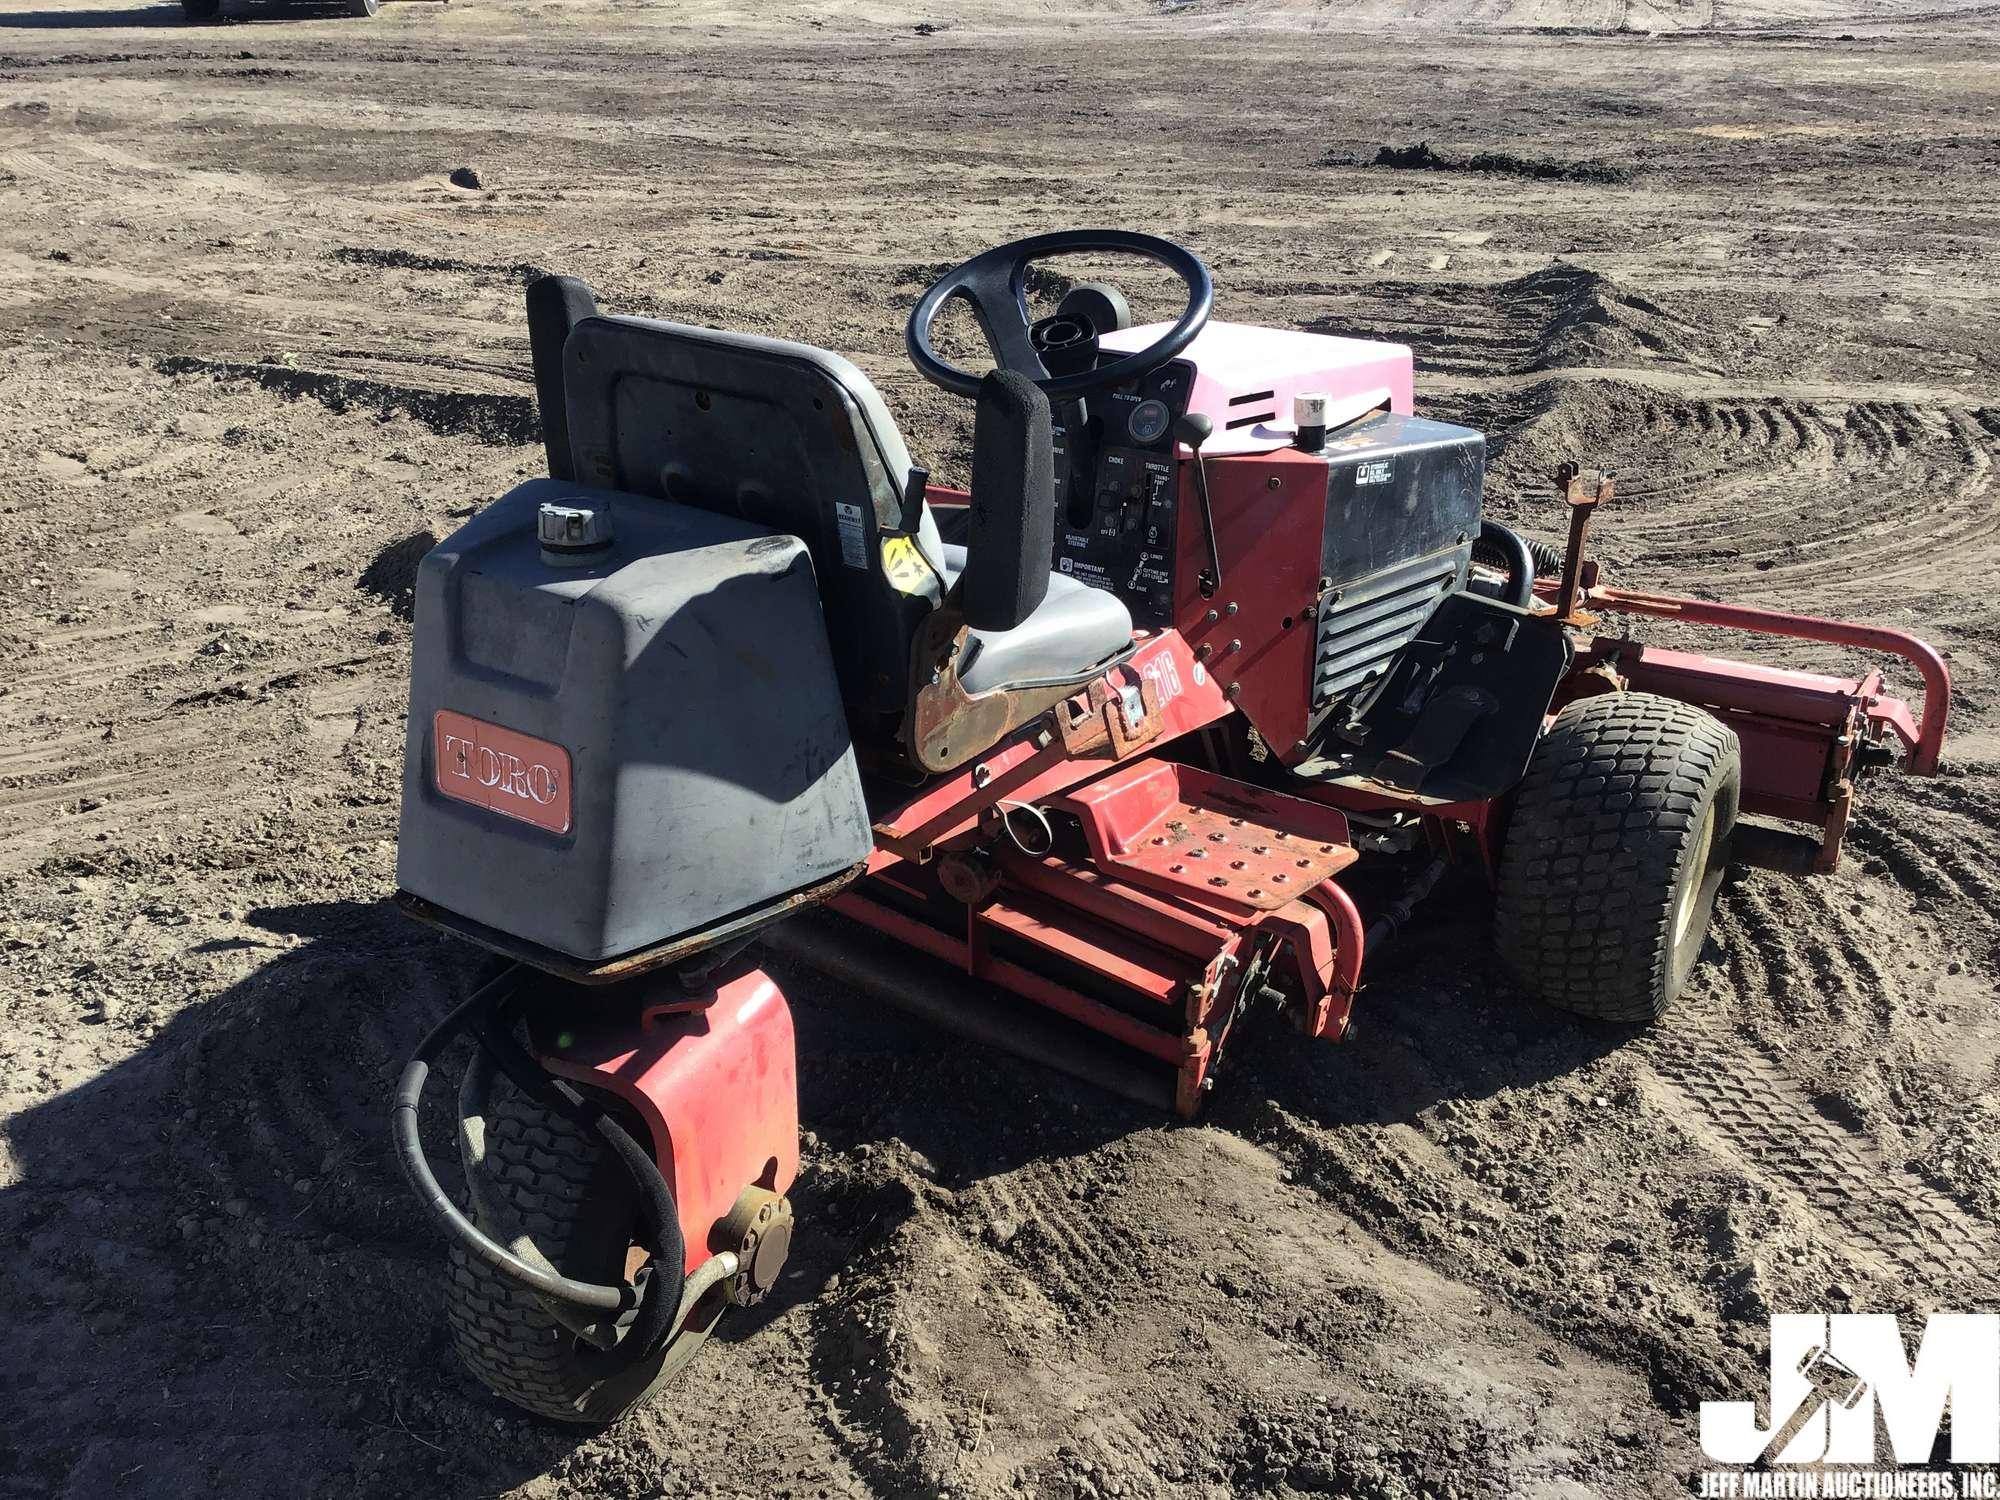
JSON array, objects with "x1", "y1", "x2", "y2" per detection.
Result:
[{"x1": 939, "y1": 543, "x2": 1134, "y2": 695}]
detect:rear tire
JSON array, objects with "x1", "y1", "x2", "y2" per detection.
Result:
[
  {"x1": 1493, "y1": 692, "x2": 1739, "y2": 1024},
  {"x1": 347, "y1": 0, "x2": 380, "y2": 14},
  {"x1": 444, "y1": 1066, "x2": 677, "y2": 1424}
]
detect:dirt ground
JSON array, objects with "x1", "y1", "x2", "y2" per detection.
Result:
[{"x1": 2, "y1": 0, "x2": 1997, "y2": 1494}]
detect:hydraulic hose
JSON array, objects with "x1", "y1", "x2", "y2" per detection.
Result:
[
  {"x1": 394, "y1": 968, "x2": 627, "y2": 1312},
  {"x1": 1476, "y1": 520, "x2": 1539, "y2": 609},
  {"x1": 393, "y1": 965, "x2": 688, "y2": 1378},
  {"x1": 467, "y1": 1001, "x2": 685, "y2": 1372}
]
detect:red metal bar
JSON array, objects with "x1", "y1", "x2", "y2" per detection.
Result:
[
  {"x1": 977, "y1": 895, "x2": 1191, "y2": 1006},
  {"x1": 833, "y1": 889, "x2": 1192, "y2": 1066},
  {"x1": 1587, "y1": 585, "x2": 1949, "y2": 775},
  {"x1": 998, "y1": 852, "x2": 1242, "y2": 959},
  {"x1": 980, "y1": 953, "x2": 1195, "y2": 1067},
  {"x1": 1305, "y1": 881, "x2": 1365, "y2": 1036},
  {"x1": 1604, "y1": 644, "x2": 1865, "y2": 729}
]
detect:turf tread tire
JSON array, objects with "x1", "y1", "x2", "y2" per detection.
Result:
[
  {"x1": 443, "y1": 1079, "x2": 633, "y2": 1424},
  {"x1": 1494, "y1": 692, "x2": 1739, "y2": 1024}
]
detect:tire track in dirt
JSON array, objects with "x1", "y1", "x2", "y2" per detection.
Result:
[
  {"x1": 1639, "y1": 1038, "x2": 1984, "y2": 1287},
  {"x1": 1480, "y1": 383, "x2": 1999, "y2": 631}
]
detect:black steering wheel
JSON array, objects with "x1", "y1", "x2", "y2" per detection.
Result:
[{"x1": 905, "y1": 229, "x2": 1212, "y2": 400}]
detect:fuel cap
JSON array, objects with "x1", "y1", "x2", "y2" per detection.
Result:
[{"x1": 537, "y1": 501, "x2": 614, "y2": 566}]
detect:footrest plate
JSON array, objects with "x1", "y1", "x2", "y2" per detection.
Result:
[{"x1": 1054, "y1": 759, "x2": 1357, "y2": 911}]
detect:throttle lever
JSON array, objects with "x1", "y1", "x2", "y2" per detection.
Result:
[{"x1": 1175, "y1": 413, "x2": 1223, "y2": 597}]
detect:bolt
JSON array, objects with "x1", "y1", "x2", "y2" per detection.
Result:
[
  {"x1": 1273, "y1": 872, "x2": 1289, "y2": 883},
  {"x1": 1205, "y1": 608, "x2": 1219, "y2": 624},
  {"x1": 1209, "y1": 876, "x2": 1230, "y2": 887},
  {"x1": 1225, "y1": 602, "x2": 1239, "y2": 616},
  {"x1": 1224, "y1": 683, "x2": 1240, "y2": 699},
  {"x1": 1196, "y1": 643, "x2": 1213, "y2": 661},
  {"x1": 1170, "y1": 863, "x2": 1186, "y2": 874},
  {"x1": 1318, "y1": 575, "x2": 1333, "y2": 591},
  {"x1": 1266, "y1": 477, "x2": 1281, "y2": 491},
  {"x1": 1319, "y1": 844, "x2": 1334, "y2": 853},
  {"x1": 1208, "y1": 831, "x2": 1227, "y2": 842},
  {"x1": 1252, "y1": 844, "x2": 1270, "y2": 855},
  {"x1": 1273, "y1": 830, "x2": 1289, "y2": 840},
  {"x1": 1188, "y1": 847, "x2": 1206, "y2": 859},
  {"x1": 1229, "y1": 818, "x2": 1245, "y2": 826},
  {"x1": 1230, "y1": 859, "x2": 1247, "y2": 869},
  {"x1": 1151, "y1": 835, "x2": 1168, "y2": 845},
  {"x1": 1248, "y1": 888, "x2": 1263, "y2": 898},
  {"x1": 971, "y1": 763, "x2": 991, "y2": 788},
  {"x1": 1296, "y1": 857, "x2": 1311, "y2": 867},
  {"x1": 1227, "y1": 639, "x2": 1242, "y2": 654}
]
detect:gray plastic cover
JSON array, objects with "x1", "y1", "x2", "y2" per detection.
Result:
[{"x1": 397, "y1": 478, "x2": 873, "y2": 962}]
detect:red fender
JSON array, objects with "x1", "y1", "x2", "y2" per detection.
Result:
[{"x1": 537, "y1": 968, "x2": 799, "y2": 1277}]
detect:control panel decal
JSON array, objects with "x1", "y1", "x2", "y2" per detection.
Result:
[{"x1": 1048, "y1": 357, "x2": 1195, "y2": 627}]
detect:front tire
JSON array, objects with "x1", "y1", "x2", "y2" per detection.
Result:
[
  {"x1": 347, "y1": 0, "x2": 381, "y2": 14},
  {"x1": 1494, "y1": 692, "x2": 1739, "y2": 1024},
  {"x1": 444, "y1": 1063, "x2": 693, "y2": 1424}
]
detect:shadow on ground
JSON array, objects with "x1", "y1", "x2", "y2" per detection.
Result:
[
  {"x1": 0, "y1": 2, "x2": 374, "y2": 29},
  {"x1": 0, "y1": 887, "x2": 1620, "y2": 1496}
]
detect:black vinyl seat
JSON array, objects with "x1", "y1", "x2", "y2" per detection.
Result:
[{"x1": 556, "y1": 312, "x2": 1131, "y2": 715}]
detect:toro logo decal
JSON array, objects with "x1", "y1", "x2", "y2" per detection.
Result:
[{"x1": 433, "y1": 710, "x2": 573, "y2": 836}]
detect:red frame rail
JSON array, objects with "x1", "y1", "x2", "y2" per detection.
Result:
[{"x1": 1588, "y1": 585, "x2": 1949, "y2": 776}]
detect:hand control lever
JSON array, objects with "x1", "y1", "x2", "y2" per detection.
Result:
[{"x1": 1175, "y1": 413, "x2": 1223, "y2": 597}]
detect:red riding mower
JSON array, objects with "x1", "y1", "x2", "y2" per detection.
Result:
[{"x1": 390, "y1": 231, "x2": 1949, "y2": 1421}]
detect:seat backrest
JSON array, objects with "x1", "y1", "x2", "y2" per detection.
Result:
[{"x1": 560, "y1": 314, "x2": 944, "y2": 717}]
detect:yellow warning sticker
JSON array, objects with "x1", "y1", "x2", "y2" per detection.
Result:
[{"x1": 881, "y1": 534, "x2": 941, "y2": 599}]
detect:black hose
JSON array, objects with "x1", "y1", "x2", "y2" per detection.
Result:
[
  {"x1": 1363, "y1": 855, "x2": 1450, "y2": 953},
  {"x1": 393, "y1": 964, "x2": 685, "y2": 1373},
  {"x1": 1475, "y1": 521, "x2": 1538, "y2": 609},
  {"x1": 468, "y1": 1003, "x2": 685, "y2": 1374},
  {"x1": 394, "y1": 969, "x2": 627, "y2": 1312}
]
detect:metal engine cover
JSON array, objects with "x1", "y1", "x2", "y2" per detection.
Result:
[
  {"x1": 397, "y1": 478, "x2": 872, "y2": 962},
  {"x1": 1310, "y1": 412, "x2": 1484, "y2": 732}
]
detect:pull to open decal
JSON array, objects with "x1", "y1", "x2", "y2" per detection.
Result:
[{"x1": 433, "y1": 710, "x2": 573, "y2": 836}]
